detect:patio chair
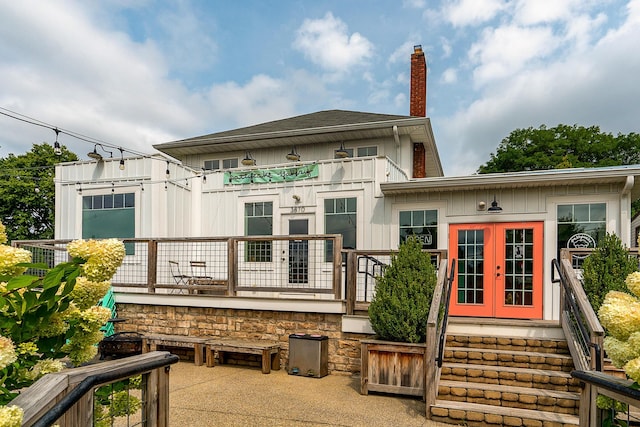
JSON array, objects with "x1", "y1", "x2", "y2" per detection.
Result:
[
  {"x1": 189, "y1": 261, "x2": 227, "y2": 295},
  {"x1": 190, "y1": 260, "x2": 213, "y2": 281},
  {"x1": 169, "y1": 260, "x2": 191, "y2": 293}
]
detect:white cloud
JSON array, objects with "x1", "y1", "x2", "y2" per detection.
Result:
[
  {"x1": 469, "y1": 25, "x2": 559, "y2": 86},
  {"x1": 441, "y1": 68, "x2": 458, "y2": 84},
  {"x1": 443, "y1": 0, "x2": 508, "y2": 27},
  {"x1": 293, "y1": 12, "x2": 373, "y2": 73},
  {"x1": 205, "y1": 75, "x2": 297, "y2": 129},
  {"x1": 436, "y1": 1, "x2": 640, "y2": 175},
  {"x1": 403, "y1": 0, "x2": 426, "y2": 8},
  {"x1": 512, "y1": 0, "x2": 582, "y2": 25}
]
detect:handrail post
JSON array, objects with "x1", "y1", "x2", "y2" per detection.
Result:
[
  {"x1": 332, "y1": 235, "x2": 343, "y2": 301},
  {"x1": 425, "y1": 259, "x2": 450, "y2": 418},
  {"x1": 345, "y1": 250, "x2": 356, "y2": 315},
  {"x1": 228, "y1": 238, "x2": 237, "y2": 293},
  {"x1": 148, "y1": 239, "x2": 157, "y2": 293}
]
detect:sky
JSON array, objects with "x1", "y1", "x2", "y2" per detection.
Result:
[{"x1": 0, "y1": 0, "x2": 639, "y2": 176}]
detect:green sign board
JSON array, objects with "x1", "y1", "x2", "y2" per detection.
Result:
[{"x1": 224, "y1": 163, "x2": 319, "y2": 185}]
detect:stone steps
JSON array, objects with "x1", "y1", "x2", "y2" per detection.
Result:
[
  {"x1": 430, "y1": 400, "x2": 579, "y2": 427},
  {"x1": 440, "y1": 362, "x2": 581, "y2": 392},
  {"x1": 438, "y1": 380, "x2": 580, "y2": 415},
  {"x1": 443, "y1": 346, "x2": 574, "y2": 372},
  {"x1": 430, "y1": 332, "x2": 581, "y2": 426}
]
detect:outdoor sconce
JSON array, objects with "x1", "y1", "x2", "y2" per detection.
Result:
[
  {"x1": 335, "y1": 142, "x2": 349, "y2": 158},
  {"x1": 241, "y1": 151, "x2": 256, "y2": 166},
  {"x1": 286, "y1": 146, "x2": 301, "y2": 161},
  {"x1": 487, "y1": 195, "x2": 503, "y2": 212},
  {"x1": 292, "y1": 195, "x2": 301, "y2": 203},
  {"x1": 88, "y1": 144, "x2": 112, "y2": 161}
]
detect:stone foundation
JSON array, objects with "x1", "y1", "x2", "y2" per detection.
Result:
[{"x1": 116, "y1": 304, "x2": 371, "y2": 373}]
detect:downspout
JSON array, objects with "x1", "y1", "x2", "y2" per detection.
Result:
[
  {"x1": 393, "y1": 125, "x2": 404, "y2": 176},
  {"x1": 620, "y1": 175, "x2": 634, "y2": 247},
  {"x1": 393, "y1": 125, "x2": 400, "y2": 159}
]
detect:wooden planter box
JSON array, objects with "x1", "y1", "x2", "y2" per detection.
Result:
[{"x1": 360, "y1": 339, "x2": 426, "y2": 397}]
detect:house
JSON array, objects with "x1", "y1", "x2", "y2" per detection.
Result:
[
  {"x1": 46, "y1": 44, "x2": 640, "y2": 426},
  {"x1": 54, "y1": 45, "x2": 640, "y2": 335}
]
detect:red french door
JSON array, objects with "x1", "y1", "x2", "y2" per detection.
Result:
[{"x1": 448, "y1": 222, "x2": 544, "y2": 319}]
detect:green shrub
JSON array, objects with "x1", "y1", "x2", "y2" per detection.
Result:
[
  {"x1": 581, "y1": 233, "x2": 638, "y2": 313},
  {"x1": 368, "y1": 237, "x2": 437, "y2": 343}
]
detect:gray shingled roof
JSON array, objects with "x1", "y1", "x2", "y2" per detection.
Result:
[{"x1": 169, "y1": 110, "x2": 414, "y2": 143}]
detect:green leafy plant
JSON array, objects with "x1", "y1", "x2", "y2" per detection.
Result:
[
  {"x1": 0, "y1": 221, "x2": 125, "y2": 423},
  {"x1": 368, "y1": 237, "x2": 437, "y2": 343},
  {"x1": 597, "y1": 272, "x2": 640, "y2": 426},
  {"x1": 581, "y1": 233, "x2": 638, "y2": 313}
]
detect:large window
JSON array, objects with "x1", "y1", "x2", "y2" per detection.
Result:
[
  {"x1": 325, "y1": 197, "x2": 357, "y2": 258},
  {"x1": 557, "y1": 203, "x2": 606, "y2": 257},
  {"x1": 245, "y1": 201, "x2": 273, "y2": 262},
  {"x1": 399, "y1": 210, "x2": 437, "y2": 249},
  {"x1": 82, "y1": 193, "x2": 135, "y2": 254}
]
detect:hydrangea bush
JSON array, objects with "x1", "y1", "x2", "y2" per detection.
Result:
[
  {"x1": 0, "y1": 223, "x2": 125, "y2": 425},
  {"x1": 599, "y1": 271, "x2": 640, "y2": 381},
  {"x1": 596, "y1": 271, "x2": 640, "y2": 423}
]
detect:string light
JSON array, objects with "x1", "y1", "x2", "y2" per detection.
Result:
[{"x1": 53, "y1": 128, "x2": 62, "y2": 156}]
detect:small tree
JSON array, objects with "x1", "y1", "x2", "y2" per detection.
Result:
[
  {"x1": 368, "y1": 237, "x2": 437, "y2": 343},
  {"x1": 581, "y1": 233, "x2": 638, "y2": 313}
]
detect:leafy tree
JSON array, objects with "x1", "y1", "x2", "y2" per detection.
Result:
[
  {"x1": 581, "y1": 233, "x2": 638, "y2": 313},
  {"x1": 478, "y1": 124, "x2": 640, "y2": 216},
  {"x1": 0, "y1": 143, "x2": 77, "y2": 241},
  {"x1": 478, "y1": 124, "x2": 640, "y2": 173},
  {"x1": 368, "y1": 237, "x2": 437, "y2": 343}
]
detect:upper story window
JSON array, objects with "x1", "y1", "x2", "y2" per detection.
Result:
[
  {"x1": 357, "y1": 146, "x2": 377, "y2": 157},
  {"x1": 204, "y1": 160, "x2": 219, "y2": 170},
  {"x1": 204, "y1": 158, "x2": 238, "y2": 170},
  {"x1": 334, "y1": 147, "x2": 354, "y2": 159}
]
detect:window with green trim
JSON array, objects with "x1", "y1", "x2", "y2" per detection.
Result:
[
  {"x1": 325, "y1": 197, "x2": 357, "y2": 259},
  {"x1": 399, "y1": 210, "x2": 437, "y2": 249},
  {"x1": 82, "y1": 193, "x2": 135, "y2": 255},
  {"x1": 557, "y1": 203, "x2": 606, "y2": 259},
  {"x1": 245, "y1": 202, "x2": 273, "y2": 262}
]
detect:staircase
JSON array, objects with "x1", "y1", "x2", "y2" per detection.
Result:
[{"x1": 429, "y1": 324, "x2": 582, "y2": 426}]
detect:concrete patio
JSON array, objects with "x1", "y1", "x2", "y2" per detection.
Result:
[{"x1": 167, "y1": 361, "x2": 451, "y2": 426}]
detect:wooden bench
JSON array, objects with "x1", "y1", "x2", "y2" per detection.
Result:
[
  {"x1": 142, "y1": 334, "x2": 208, "y2": 366},
  {"x1": 206, "y1": 339, "x2": 281, "y2": 374}
]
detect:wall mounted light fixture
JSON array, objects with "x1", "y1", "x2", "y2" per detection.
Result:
[{"x1": 487, "y1": 195, "x2": 503, "y2": 212}]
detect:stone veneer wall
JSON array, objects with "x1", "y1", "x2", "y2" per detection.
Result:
[{"x1": 116, "y1": 304, "x2": 372, "y2": 374}]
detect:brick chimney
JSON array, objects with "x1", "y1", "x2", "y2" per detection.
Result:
[
  {"x1": 410, "y1": 45, "x2": 427, "y2": 178},
  {"x1": 410, "y1": 45, "x2": 427, "y2": 117}
]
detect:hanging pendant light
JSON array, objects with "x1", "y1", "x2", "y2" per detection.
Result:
[
  {"x1": 286, "y1": 146, "x2": 300, "y2": 161},
  {"x1": 242, "y1": 151, "x2": 256, "y2": 166},
  {"x1": 335, "y1": 142, "x2": 349, "y2": 158}
]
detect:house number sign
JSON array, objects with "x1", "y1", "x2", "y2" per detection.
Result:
[{"x1": 290, "y1": 206, "x2": 305, "y2": 213}]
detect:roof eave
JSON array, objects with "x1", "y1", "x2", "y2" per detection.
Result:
[
  {"x1": 381, "y1": 167, "x2": 640, "y2": 198},
  {"x1": 153, "y1": 117, "x2": 431, "y2": 157}
]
